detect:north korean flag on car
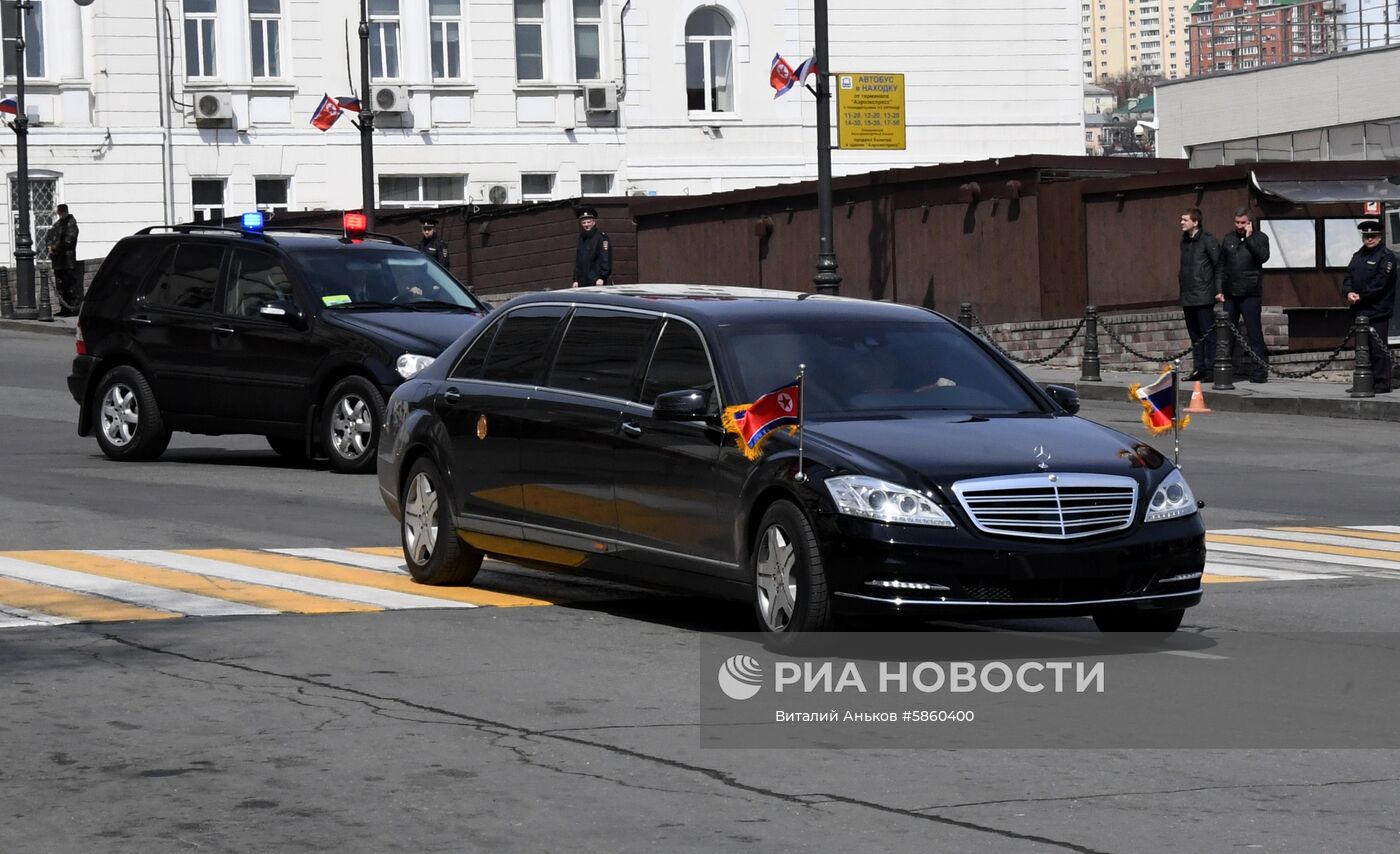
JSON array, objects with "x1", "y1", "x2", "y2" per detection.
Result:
[
  {"x1": 310, "y1": 94, "x2": 343, "y2": 131},
  {"x1": 730, "y1": 379, "x2": 802, "y2": 455}
]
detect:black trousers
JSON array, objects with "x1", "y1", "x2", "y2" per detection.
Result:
[
  {"x1": 53, "y1": 267, "x2": 83, "y2": 312},
  {"x1": 1360, "y1": 316, "x2": 1393, "y2": 391},
  {"x1": 1182, "y1": 305, "x2": 1216, "y2": 375},
  {"x1": 1223, "y1": 295, "x2": 1268, "y2": 378}
]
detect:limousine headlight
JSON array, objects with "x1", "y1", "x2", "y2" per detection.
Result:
[
  {"x1": 396, "y1": 353, "x2": 436, "y2": 379},
  {"x1": 824, "y1": 475, "x2": 955, "y2": 528},
  {"x1": 1145, "y1": 469, "x2": 1197, "y2": 523}
]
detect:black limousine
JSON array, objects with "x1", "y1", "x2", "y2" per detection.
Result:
[{"x1": 377, "y1": 285, "x2": 1205, "y2": 632}]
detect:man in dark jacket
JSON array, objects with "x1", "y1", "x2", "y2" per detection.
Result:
[
  {"x1": 571, "y1": 207, "x2": 611, "y2": 288},
  {"x1": 1178, "y1": 207, "x2": 1223, "y2": 381},
  {"x1": 46, "y1": 204, "x2": 81, "y2": 316},
  {"x1": 1220, "y1": 207, "x2": 1271, "y2": 383},
  {"x1": 417, "y1": 216, "x2": 449, "y2": 267},
  {"x1": 1342, "y1": 219, "x2": 1396, "y2": 393}
]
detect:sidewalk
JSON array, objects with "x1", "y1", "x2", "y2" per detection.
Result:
[{"x1": 4, "y1": 314, "x2": 1397, "y2": 423}]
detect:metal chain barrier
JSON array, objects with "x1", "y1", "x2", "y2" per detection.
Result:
[
  {"x1": 968, "y1": 309, "x2": 1085, "y2": 365},
  {"x1": 1220, "y1": 317, "x2": 1355, "y2": 379},
  {"x1": 1099, "y1": 320, "x2": 1194, "y2": 363}
]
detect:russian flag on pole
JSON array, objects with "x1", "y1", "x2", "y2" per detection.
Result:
[
  {"x1": 336, "y1": 97, "x2": 362, "y2": 113},
  {"x1": 723, "y1": 379, "x2": 802, "y2": 459},
  {"x1": 310, "y1": 94, "x2": 343, "y2": 131},
  {"x1": 1129, "y1": 368, "x2": 1188, "y2": 435},
  {"x1": 0, "y1": 98, "x2": 17, "y2": 116},
  {"x1": 792, "y1": 56, "x2": 818, "y2": 85},
  {"x1": 769, "y1": 53, "x2": 797, "y2": 98}
]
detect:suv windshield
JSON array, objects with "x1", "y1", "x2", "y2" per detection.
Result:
[
  {"x1": 720, "y1": 318, "x2": 1044, "y2": 416},
  {"x1": 290, "y1": 247, "x2": 485, "y2": 311}
]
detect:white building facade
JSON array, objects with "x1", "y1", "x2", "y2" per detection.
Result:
[{"x1": 3, "y1": 0, "x2": 1085, "y2": 261}]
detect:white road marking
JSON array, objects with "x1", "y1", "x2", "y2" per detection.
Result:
[
  {"x1": 0, "y1": 556, "x2": 275, "y2": 618},
  {"x1": 270, "y1": 547, "x2": 405, "y2": 574}
]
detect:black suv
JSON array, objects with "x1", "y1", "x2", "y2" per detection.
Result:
[{"x1": 67, "y1": 223, "x2": 489, "y2": 473}]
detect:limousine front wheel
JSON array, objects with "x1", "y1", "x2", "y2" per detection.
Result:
[
  {"x1": 401, "y1": 458, "x2": 483, "y2": 585},
  {"x1": 752, "y1": 501, "x2": 832, "y2": 633}
]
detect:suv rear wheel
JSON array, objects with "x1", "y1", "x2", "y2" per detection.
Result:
[
  {"x1": 93, "y1": 366, "x2": 172, "y2": 462},
  {"x1": 322, "y1": 376, "x2": 384, "y2": 474}
]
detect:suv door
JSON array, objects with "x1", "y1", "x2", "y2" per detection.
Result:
[
  {"x1": 205, "y1": 246, "x2": 320, "y2": 426},
  {"x1": 132, "y1": 241, "x2": 226, "y2": 418}
]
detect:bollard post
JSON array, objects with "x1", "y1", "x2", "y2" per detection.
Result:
[
  {"x1": 37, "y1": 268, "x2": 53, "y2": 322},
  {"x1": 1350, "y1": 313, "x2": 1374, "y2": 398},
  {"x1": 1080, "y1": 305, "x2": 1101, "y2": 382},
  {"x1": 1211, "y1": 301, "x2": 1235, "y2": 390},
  {"x1": 958, "y1": 302, "x2": 973, "y2": 329},
  {"x1": 0, "y1": 268, "x2": 11, "y2": 319}
]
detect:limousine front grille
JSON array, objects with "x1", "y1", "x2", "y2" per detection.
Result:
[{"x1": 951, "y1": 474, "x2": 1138, "y2": 540}]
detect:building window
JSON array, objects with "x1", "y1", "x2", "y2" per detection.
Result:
[
  {"x1": 515, "y1": 0, "x2": 545, "y2": 81},
  {"x1": 10, "y1": 176, "x2": 55, "y2": 261},
  {"x1": 191, "y1": 179, "x2": 225, "y2": 223},
  {"x1": 1, "y1": 0, "x2": 44, "y2": 79},
  {"x1": 685, "y1": 8, "x2": 734, "y2": 113},
  {"x1": 521, "y1": 173, "x2": 554, "y2": 201},
  {"x1": 379, "y1": 175, "x2": 467, "y2": 207},
  {"x1": 574, "y1": 0, "x2": 602, "y2": 80},
  {"x1": 370, "y1": 0, "x2": 401, "y2": 80},
  {"x1": 580, "y1": 173, "x2": 613, "y2": 195},
  {"x1": 183, "y1": 0, "x2": 218, "y2": 79},
  {"x1": 249, "y1": 0, "x2": 283, "y2": 79},
  {"x1": 430, "y1": 0, "x2": 465, "y2": 80},
  {"x1": 255, "y1": 177, "x2": 290, "y2": 216}
]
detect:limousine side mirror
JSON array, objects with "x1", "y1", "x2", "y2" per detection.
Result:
[
  {"x1": 653, "y1": 389, "x2": 709, "y2": 421},
  {"x1": 259, "y1": 299, "x2": 307, "y2": 329},
  {"x1": 1044, "y1": 384, "x2": 1081, "y2": 415}
]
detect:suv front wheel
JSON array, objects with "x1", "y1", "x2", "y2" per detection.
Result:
[
  {"x1": 322, "y1": 376, "x2": 384, "y2": 474},
  {"x1": 93, "y1": 366, "x2": 172, "y2": 462}
]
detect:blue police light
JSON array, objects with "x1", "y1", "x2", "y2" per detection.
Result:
[{"x1": 241, "y1": 211, "x2": 266, "y2": 232}]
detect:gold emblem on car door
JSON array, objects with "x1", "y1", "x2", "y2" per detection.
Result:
[{"x1": 476, "y1": 414, "x2": 488, "y2": 441}]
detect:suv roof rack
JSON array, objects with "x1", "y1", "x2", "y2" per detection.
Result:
[
  {"x1": 134, "y1": 224, "x2": 407, "y2": 247},
  {"x1": 136, "y1": 224, "x2": 278, "y2": 244},
  {"x1": 263, "y1": 226, "x2": 407, "y2": 246}
]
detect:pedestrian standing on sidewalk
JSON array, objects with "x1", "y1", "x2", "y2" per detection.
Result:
[
  {"x1": 1178, "y1": 207, "x2": 1223, "y2": 381},
  {"x1": 46, "y1": 204, "x2": 82, "y2": 316},
  {"x1": 1342, "y1": 219, "x2": 1396, "y2": 393},
  {"x1": 571, "y1": 207, "x2": 611, "y2": 288},
  {"x1": 1220, "y1": 207, "x2": 1271, "y2": 383}
]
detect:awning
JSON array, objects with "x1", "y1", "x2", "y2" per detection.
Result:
[{"x1": 1251, "y1": 171, "x2": 1400, "y2": 204}]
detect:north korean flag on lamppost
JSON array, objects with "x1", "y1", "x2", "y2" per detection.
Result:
[{"x1": 310, "y1": 94, "x2": 344, "y2": 131}]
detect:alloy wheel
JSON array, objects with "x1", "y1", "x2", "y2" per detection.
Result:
[
  {"x1": 403, "y1": 471, "x2": 439, "y2": 565},
  {"x1": 755, "y1": 523, "x2": 800, "y2": 631},
  {"x1": 330, "y1": 394, "x2": 372, "y2": 459},
  {"x1": 100, "y1": 383, "x2": 139, "y2": 447}
]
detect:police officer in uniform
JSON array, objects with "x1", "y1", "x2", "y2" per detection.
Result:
[
  {"x1": 418, "y1": 216, "x2": 449, "y2": 267},
  {"x1": 1342, "y1": 219, "x2": 1396, "y2": 393},
  {"x1": 571, "y1": 206, "x2": 612, "y2": 288}
]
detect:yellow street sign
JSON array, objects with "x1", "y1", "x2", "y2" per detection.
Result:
[{"x1": 836, "y1": 73, "x2": 905, "y2": 151}]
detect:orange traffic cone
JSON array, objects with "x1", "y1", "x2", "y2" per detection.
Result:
[{"x1": 1184, "y1": 381, "x2": 1211, "y2": 414}]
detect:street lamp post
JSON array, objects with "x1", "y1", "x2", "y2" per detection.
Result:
[
  {"x1": 812, "y1": 0, "x2": 841, "y2": 295},
  {"x1": 9, "y1": 0, "x2": 38, "y2": 319},
  {"x1": 358, "y1": 0, "x2": 376, "y2": 231}
]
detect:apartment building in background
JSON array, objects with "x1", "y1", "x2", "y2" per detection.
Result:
[
  {"x1": 1082, "y1": 0, "x2": 1196, "y2": 82},
  {"x1": 0, "y1": 0, "x2": 1086, "y2": 263},
  {"x1": 1187, "y1": 0, "x2": 1400, "y2": 77}
]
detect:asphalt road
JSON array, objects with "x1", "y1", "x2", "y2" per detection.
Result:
[{"x1": 3, "y1": 329, "x2": 1399, "y2": 853}]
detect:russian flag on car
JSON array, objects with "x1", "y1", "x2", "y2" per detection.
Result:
[
  {"x1": 309, "y1": 94, "x2": 343, "y2": 131},
  {"x1": 1130, "y1": 368, "x2": 1187, "y2": 435},
  {"x1": 0, "y1": 98, "x2": 17, "y2": 115},
  {"x1": 724, "y1": 379, "x2": 802, "y2": 459}
]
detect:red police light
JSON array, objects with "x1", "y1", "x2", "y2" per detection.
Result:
[{"x1": 342, "y1": 212, "x2": 368, "y2": 235}]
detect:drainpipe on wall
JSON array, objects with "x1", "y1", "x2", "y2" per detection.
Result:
[{"x1": 155, "y1": 0, "x2": 174, "y2": 224}]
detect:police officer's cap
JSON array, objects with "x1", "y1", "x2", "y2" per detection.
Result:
[
  {"x1": 420, "y1": 216, "x2": 439, "y2": 227},
  {"x1": 576, "y1": 206, "x2": 599, "y2": 220},
  {"x1": 1357, "y1": 219, "x2": 1383, "y2": 235}
]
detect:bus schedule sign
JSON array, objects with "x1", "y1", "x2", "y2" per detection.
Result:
[{"x1": 836, "y1": 73, "x2": 906, "y2": 150}]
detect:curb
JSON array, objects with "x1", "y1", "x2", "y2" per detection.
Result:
[
  {"x1": 0, "y1": 318, "x2": 76, "y2": 338},
  {"x1": 1053, "y1": 379, "x2": 1400, "y2": 424}
]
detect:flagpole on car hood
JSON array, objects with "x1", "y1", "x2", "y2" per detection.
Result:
[{"x1": 1172, "y1": 359, "x2": 1182, "y2": 467}]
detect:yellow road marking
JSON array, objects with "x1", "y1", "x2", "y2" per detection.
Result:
[
  {"x1": 1203, "y1": 573, "x2": 1265, "y2": 584},
  {"x1": 6, "y1": 551, "x2": 380, "y2": 615},
  {"x1": 0, "y1": 576, "x2": 178, "y2": 623},
  {"x1": 182, "y1": 549, "x2": 554, "y2": 608},
  {"x1": 1206, "y1": 533, "x2": 1400, "y2": 563},
  {"x1": 1276, "y1": 527, "x2": 1400, "y2": 544}
]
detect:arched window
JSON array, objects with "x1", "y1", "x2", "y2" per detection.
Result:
[{"x1": 685, "y1": 8, "x2": 734, "y2": 113}]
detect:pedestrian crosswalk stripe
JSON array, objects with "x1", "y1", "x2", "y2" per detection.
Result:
[
  {"x1": 10, "y1": 551, "x2": 381, "y2": 615},
  {"x1": 0, "y1": 603, "x2": 77, "y2": 628},
  {"x1": 0, "y1": 555, "x2": 273, "y2": 618},
  {"x1": 1277, "y1": 526, "x2": 1400, "y2": 545},
  {"x1": 271, "y1": 547, "x2": 405, "y2": 574},
  {"x1": 0, "y1": 574, "x2": 181, "y2": 624},
  {"x1": 1222, "y1": 528, "x2": 1400, "y2": 554},
  {"x1": 1203, "y1": 561, "x2": 1345, "y2": 583},
  {"x1": 1207, "y1": 534, "x2": 1400, "y2": 575}
]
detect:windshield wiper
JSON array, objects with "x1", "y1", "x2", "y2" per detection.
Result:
[
  {"x1": 403, "y1": 300, "x2": 476, "y2": 311},
  {"x1": 325, "y1": 301, "x2": 406, "y2": 311}
]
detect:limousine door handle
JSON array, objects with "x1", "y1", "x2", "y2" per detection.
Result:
[
  {"x1": 212, "y1": 324, "x2": 236, "y2": 336},
  {"x1": 129, "y1": 315, "x2": 153, "y2": 326},
  {"x1": 620, "y1": 421, "x2": 643, "y2": 438},
  {"x1": 442, "y1": 388, "x2": 462, "y2": 405}
]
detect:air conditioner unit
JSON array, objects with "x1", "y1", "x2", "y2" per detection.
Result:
[
  {"x1": 194, "y1": 91, "x2": 233, "y2": 121},
  {"x1": 487, "y1": 185, "x2": 509, "y2": 205},
  {"x1": 583, "y1": 83, "x2": 617, "y2": 113},
  {"x1": 373, "y1": 85, "x2": 410, "y2": 113}
]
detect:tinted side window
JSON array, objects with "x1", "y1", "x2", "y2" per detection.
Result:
[
  {"x1": 481, "y1": 306, "x2": 567, "y2": 384},
  {"x1": 142, "y1": 243, "x2": 224, "y2": 311},
  {"x1": 641, "y1": 320, "x2": 717, "y2": 406},
  {"x1": 450, "y1": 322, "x2": 499, "y2": 380},
  {"x1": 89, "y1": 240, "x2": 168, "y2": 304},
  {"x1": 549, "y1": 310, "x2": 659, "y2": 400},
  {"x1": 223, "y1": 249, "x2": 295, "y2": 317}
]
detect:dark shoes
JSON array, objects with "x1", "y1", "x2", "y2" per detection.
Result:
[
  {"x1": 1249, "y1": 375, "x2": 1268, "y2": 384},
  {"x1": 1187, "y1": 369, "x2": 1213, "y2": 382}
]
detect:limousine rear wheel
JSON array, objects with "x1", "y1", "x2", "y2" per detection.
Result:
[
  {"x1": 401, "y1": 457, "x2": 483, "y2": 586},
  {"x1": 752, "y1": 501, "x2": 832, "y2": 633},
  {"x1": 1092, "y1": 607, "x2": 1185, "y2": 633}
]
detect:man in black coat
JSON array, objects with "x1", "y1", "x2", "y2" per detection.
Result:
[
  {"x1": 571, "y1": 207, "x2": 612, "y2": 288},
  {"x1": 46, "y1": 204, "x2": 82, "y2": 316},
  {"x1": 1342, "y1": 219, "x2": 1396, "y2": 393},
  {"x1": 1220, "y1": 207, "x2": 1272, "y2": 383},
  {"x1": 1178, "y1": 207, "x2": 1223, "y2": 381},
  {"x1": 417, "y1": 216, "x2": 449, "y2": 267}
]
